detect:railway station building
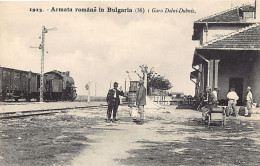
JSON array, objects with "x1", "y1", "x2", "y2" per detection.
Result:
[{"x1": 190, "y1": 3, "x2": 260, "y2": 105}]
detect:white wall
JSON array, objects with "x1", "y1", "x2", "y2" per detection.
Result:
[{"x1": 202, "y1": 25, "x2": 246, "y2": 44}]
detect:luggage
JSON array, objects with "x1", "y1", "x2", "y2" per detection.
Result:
[{"x1": 239, "y1": 106, "x2": 245, "y2": 115}]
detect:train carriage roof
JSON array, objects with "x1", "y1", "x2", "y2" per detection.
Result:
[
  {"x1": 44, "y1": 70, "x2": 63, "y2": 79},
  {"x1": 0, "y1": 66, "x2": 39, "y2": 75}
]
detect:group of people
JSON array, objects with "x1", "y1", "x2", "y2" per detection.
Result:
[
  {"x1": 106, "y1": 79, "x2": 146, "y2": 124},
  {"x1": 207, "y1": 86, "x2": 254, "y2": 117},
  {"x1": 105, "y1": 80, "x2": 254, "y2": 124},
  {"x1": 226, "y1": 86, "x2": 253, "y2": 117}
]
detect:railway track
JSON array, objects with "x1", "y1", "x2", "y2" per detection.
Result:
[{"x1": 0, "y1": 104, "x2": 108, "y2": 119}]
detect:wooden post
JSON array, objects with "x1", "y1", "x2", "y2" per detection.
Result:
[
  {"x1": 124, "y1": 78, "x2": 126, "y2": 93},
  {"x1": 88, "y1": 82, "x2": 91, "y2": 103}
]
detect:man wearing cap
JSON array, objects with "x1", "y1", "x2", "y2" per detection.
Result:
[
  {"x1": 245, "y1": 86, "x2": 253, "y2": 117},
  {"x1": 136, "y1": 79, "x2": 146, "y2": 125},
  {"x1": 227, "y1": 87, "x2": 239, "y2": 117},
  {"x1": 106, "y1": 82, "x2": 124, "y2": 122}
]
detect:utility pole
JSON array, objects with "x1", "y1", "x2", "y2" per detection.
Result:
[
  {"x1": 39, "y1": 26, "x2": 48, "y2": 102},
  {"x1": 31, "y1": 26, "x2": 56, "y2": 102},
  {"x1": 124, "y1": 78, "x2": 126, "y2": 93},
  {"x1": 88, "y1": 82, "x2": 91, "y2": 102}
]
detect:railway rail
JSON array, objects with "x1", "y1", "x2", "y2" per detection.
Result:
[{"x1": 0, "y1": 104, "x2": 108, "y2": 119}]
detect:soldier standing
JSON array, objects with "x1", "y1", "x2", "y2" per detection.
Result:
[
  {"x1": 136, "y1": 79, "x2": 146, "y2": 125},
  {"x1": 106, "y1": 82, "x2": 124, "y2": 123},
  {"x1": 245, "y1": 86, "x2": 253, "y2": 117},
  {"x1": 226, "y1": 87, "x2": 239, "y2": 117}
]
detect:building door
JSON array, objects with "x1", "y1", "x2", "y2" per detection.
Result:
[{"x1": 229, "y1": 78, "x2": 243, "y2": 106}]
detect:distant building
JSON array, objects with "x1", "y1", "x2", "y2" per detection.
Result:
[{"x1": 190, "y1": 3, "x2": 260, "y2": 105}]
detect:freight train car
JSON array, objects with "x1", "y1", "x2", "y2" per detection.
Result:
[
  {"x1": 0, "y1": 67, "x2": 39, "y2": 101},
  {"x1": 0, "y1": 67, "x2": 77, "y2": 102}
]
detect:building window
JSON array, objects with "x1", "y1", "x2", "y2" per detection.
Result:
[{"x1": 243, "y1": 12, "x2": 254, "y2": 19}]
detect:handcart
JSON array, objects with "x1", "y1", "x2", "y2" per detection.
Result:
[
  {"x1": 201, "y1": 106, "x2": 226, "y2": 126},
  {"x1": 198, "y1": 88, "x2": 226, "y2": 127}
]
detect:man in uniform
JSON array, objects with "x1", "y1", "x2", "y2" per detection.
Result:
[
  {"x1": 201, "y1": 86, "x2": 218, "y2": 122},
  {"x1": 245, "y1": 86, "x2": 253, "y2": 117},
  {"x1": 106, "y1": 82, "x2": 124, "y2": 122},
  {"x1": 227, "y1": 87, "x2": 239, "y2": 117},
  {"x1": 136, "y1": 79, "x2": 146, "y2": 125}
]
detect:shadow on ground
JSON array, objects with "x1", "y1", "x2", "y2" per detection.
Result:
[
  {"x1": 0, "y1": 109, "x2": 118, "y2": 166},
  {"x1": 120, "y1": 117, "x2": 260, "y2": 166}
]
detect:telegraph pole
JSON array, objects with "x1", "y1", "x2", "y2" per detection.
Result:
[
  {"x1": 31, "y1": 26, "x2": 56, "y2": 102},
  {"x1": 88, "y1": 82, "x2": 91, "y2": 102},
  {"x1": 124, "y1": 78, "x2": 126, "y2": 93},
  {"x1": 39, "y1": 26, "x2": 48, "y2": 102}
]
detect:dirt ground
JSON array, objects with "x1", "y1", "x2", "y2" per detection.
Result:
[{"x1": 0, "y1": 104, "x2": 260, "y2": 166}]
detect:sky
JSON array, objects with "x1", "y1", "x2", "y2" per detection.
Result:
[{"x1": 0, "y1": 0, "x2": 255, "y2": 96}]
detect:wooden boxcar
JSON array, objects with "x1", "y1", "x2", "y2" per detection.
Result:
[
  {"x1": 0, "y1": 67, "x2": 39, "y2": 101},
  {"x1": 0, "y1": 67, "x2": 77, "y2": 102}
]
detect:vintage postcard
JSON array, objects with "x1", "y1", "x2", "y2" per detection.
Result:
[{"x1": 0, "y1": 0, "x2": 259, "y2": 165}]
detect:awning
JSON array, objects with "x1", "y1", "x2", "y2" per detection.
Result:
[{"x1": 192, "y1": 48, "x2": 259, "y2": 66}]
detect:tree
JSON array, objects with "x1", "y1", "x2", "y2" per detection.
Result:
[
  {"x1": 132, "y1": 65, "x2": 172, "y2": 94},
  {"x1": 149, "y1": 75, "x2": 172, "y2": 91}
]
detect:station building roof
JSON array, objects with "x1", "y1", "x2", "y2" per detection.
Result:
[
  {"x1": 192, "y1": 23, "x2": 260, "y2": 66},
  {"x1": 196, "y1": 4, "x2": 255, "y2": 23},
  {"x1": 192, "y1": 4, "x2": 257, "y2": 40},
  {"x1": 200, "y1": 23, "x2": 260, "y2": 50}
]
